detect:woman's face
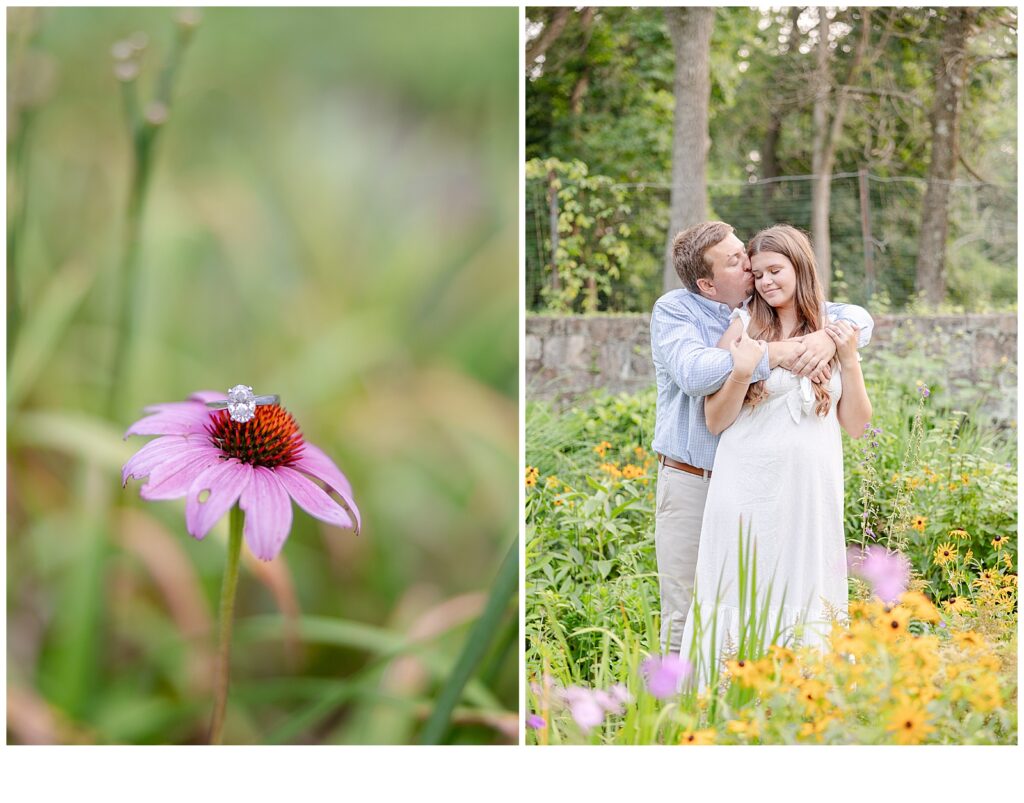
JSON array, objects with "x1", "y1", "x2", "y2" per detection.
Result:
[{"x1": 750, "y1": 250, "x2": 796, "y2": 308}]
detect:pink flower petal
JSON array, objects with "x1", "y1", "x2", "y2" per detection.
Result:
[
  {"x1": 274, "y1": 465, "x2": 354, "y2": 530},
  {"x1": 185, "y1": 459, "x2": 253, "y2": 540},
  {"x1": 238, "y1": 467, "x2": 294, "y2": 561},
  {"x1": 125, "y1": 406, "x2": 212, "y2": 439},
  {"x1": 293, "y1": 442, "x2": 361, "y2": 532},
  {"x1": 189, "y1": 390, "x2": 227, "y2": 404},
  {"x1": 141, "y1": 449, "x2": 224, "y2": 501},
  {"x1": 122, "y1": 435, "x2": 201, "y2": 485}
]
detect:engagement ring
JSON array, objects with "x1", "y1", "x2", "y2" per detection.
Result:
[{"x1": 206, "y1": 384, "x2": 280, "y2": 423}]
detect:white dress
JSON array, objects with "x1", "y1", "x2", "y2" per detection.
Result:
[{"x1": 679, "y1": 310, "x2": 848, "y2": 678}]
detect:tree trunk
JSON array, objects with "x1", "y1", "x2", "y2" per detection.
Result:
[
  {"x1": 526, "y1": 7, "x2": 573, "y2": 73},
  {"x1": 662, "y1": 7, "x2": 715, "y2": 292},
  {"x1": 916, "y1": 9, "x2": 975, "y2": 305},
  {"x1": 810, "y1": 7, "x2": 832, "y2": 295},
  {"x1": 810, "y1": 8, "x2": 873, "y2": 296},
  {"x1": 569, "y1": 8, "x2": 596, "y2": 142}
]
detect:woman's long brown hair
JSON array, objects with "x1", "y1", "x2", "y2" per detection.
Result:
[{"x1": 745, "y1": 225, "x2": 834, "y2": 416}]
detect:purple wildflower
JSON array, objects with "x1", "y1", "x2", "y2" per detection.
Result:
[
  {"x1": 847, "y1": 545, "x2": 910, "y2": 604},
  {"x1": 563, "y1": 686, "x2": 605, "y2": 732},
  {"x1": 641, "y1": 654, "x2": 693, "y2": 699},
  {"x1": 526, "y1": 714, "x2": 546, "y2": 729},
  {"x1": 122, "y1": 390, "x2": 360, "y2": 560},
  {"x1": 608, "y1": 684, "x2": 633, "y2": 708},
  {"x1": 918, "y1": 384, "x2": 930, "y2": 398}
]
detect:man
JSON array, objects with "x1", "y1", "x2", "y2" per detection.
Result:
[{"x1": 650, "y1": 221, "x2": 873, "y2": 653}]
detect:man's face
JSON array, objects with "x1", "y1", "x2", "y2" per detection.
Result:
[{"x1": 699, "y1": 234, "x2": 753, "y2": 308}]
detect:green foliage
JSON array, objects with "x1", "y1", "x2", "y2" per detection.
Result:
[
  {"x1": 526, "y1": 158, "x2": 633, "y2": 313},
  {"x1": 526, "y1": 7, "x2": 1017, "y2": 311},
  {"x1": 525, "y1": 345, "x2": 1017, "y2": 744}
]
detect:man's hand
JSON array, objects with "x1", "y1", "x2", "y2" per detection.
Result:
[
  {"x1": 791, "y1": 330, "x2": 838, "y2": 380},
  {"x1": 767, "y1": 340, "x2": 806, "y2": 372}
]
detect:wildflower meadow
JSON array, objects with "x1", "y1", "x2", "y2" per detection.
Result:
[{"x1": 526, "y1": 341, "x2": 1017, "y2": 745}]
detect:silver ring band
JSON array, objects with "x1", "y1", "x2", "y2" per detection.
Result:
[
  {"x1": 205, "y1": 385, "x2": 281, "y2": 423},
  {"x1": 205, "y1": 394, "x2": 279, "y2": 410}
]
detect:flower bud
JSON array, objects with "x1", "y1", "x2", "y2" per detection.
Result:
[
  {"x1": 176, "y1": 8, "x2": 202, "y2": 31},
  {"x1": 144, "y1": 101, "x2": 169, "y2": 125},
  {"x1": 114, "y1": 61, "x2": 140, "y2": 83},
  {"x1": 111, "y1": 40, "x2": 135, "y2": 61}
]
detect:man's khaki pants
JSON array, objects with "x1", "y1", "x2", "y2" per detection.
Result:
[{"x1": 654, "y1": 464, "x2": 710, "y2": 654}]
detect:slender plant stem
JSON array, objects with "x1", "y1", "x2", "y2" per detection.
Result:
[
  {"x1": 106, "y1": 146, "x2": 153, "y2": 420},
  {"x1": 105, "y1": 21, "x2": 195, "y2": 420},
  {"x1": 418, "y1": 536, "x2": 518, "y2": 744},
  {"x1": 210, "y1": 504, "x2": 244, "y2": 745}
]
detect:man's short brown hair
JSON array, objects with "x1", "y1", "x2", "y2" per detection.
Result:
[{"x1": 671, "y1": 221, "x2": 735, "y2": 292}]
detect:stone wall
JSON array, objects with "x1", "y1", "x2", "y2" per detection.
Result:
[{"x1": 526, "y1": 313, "x2": 1017, "y2": 410}]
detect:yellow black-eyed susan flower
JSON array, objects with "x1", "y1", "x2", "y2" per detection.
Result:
[
  {"x1": 679, "y1": 729, "x2": 716, "y2": 745},
  {"x1": 911, "y1": 515, "x2": 927, "y2": 532},
  {"x1": 933, "y1": 542, "x2": 957, "y2": 565},
  {"x1": 621, "y1": 464, "x2": 645, "y2": 480},
  {"x1": 991, "y1": 534, "x2": 1006, "y2": 550},
  {"x1": 944, "y1": 596, "x2": 971, "y2": 613},
  {"x1": 886, "y1": 702, "x2": 934, "y2": 745}
]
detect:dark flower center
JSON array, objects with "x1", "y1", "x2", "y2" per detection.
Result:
[
  {"x1": 904, "y1": 720, "x2": 913, "y2": 729},
  {"x1": 208, "y1": 404, "x2": 304, "y2": 468},
  {"x1": 890, "y1": 621, "x2": 900, "y2": 629}
]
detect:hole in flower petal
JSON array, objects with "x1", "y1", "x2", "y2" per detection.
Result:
[{"x1": 198, "y1": 489, "x2": 211, "y2": 504}]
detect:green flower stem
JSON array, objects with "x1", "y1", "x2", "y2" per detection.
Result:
[
  {"x1": 106, "y1": 20, "x2": 195, "y2": 421},
  {"x1": 209, "y1": 504, "x2": 244, "y2": 745}
]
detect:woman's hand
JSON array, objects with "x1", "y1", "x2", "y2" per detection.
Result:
[
  {"x1": 729, "y1": 326, "x2": 767, "y2": 381},
  {"x1": 825, "y1": 320, "x2": 860, "y2": 366}
]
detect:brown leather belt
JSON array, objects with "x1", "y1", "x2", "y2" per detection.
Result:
[{"x1": 658, "y1": 454, "x2": 711, "y2": 478}]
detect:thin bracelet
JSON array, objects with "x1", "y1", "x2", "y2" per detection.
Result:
[{"x1": 727, "y1": 374, "x2": 752, "y2": 386}]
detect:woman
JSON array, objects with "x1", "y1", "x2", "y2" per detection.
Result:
[{"x1": 678, "y1": 225, "x2": 872, "y2": 678}]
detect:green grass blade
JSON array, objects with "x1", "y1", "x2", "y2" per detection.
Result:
[{"x1": 417, "y1": 536, "x2": 517, "y2": 744}]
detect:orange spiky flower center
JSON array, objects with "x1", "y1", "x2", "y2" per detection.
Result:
[{"x1": 207, "y1": 404, "x2": 304, "y2": 468}]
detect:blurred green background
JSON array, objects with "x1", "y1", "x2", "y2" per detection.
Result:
[{"x1": 7, "y1": 7, "x2": 518, "y2": 744}]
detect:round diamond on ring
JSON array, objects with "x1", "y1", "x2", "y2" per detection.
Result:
[{"x1": 206, "y1": 385, "x2": 281, "y2": 423}]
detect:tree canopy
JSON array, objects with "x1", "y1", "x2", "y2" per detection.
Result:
[{"x1": 526, "y1": 7, "x2": 1017, "y2": 313}]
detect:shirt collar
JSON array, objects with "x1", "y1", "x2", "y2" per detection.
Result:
[{"x1": 686, "y1": 288, "x2": 748, "y2": 318}]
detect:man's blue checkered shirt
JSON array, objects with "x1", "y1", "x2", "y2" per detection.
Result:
[{"x1": 650, "y1": 289, "x2": 874, "y2": 471}]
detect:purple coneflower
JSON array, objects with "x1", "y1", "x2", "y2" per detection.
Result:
[
  {"x1": 641, "y1": 654, "x2": 693, "y2": 699},
  {"x1": 847, "y1": 545, "x2": 910, "y2": 604},
  {"x1": 122, "y1": 390, "x2": 360, "y2": 560},
  {"x1": 563, "y1": 686, "x2": 606, "y2": 732},
  {"x1": 122, "y1": 388, "x2": 360, "y2": 744}
]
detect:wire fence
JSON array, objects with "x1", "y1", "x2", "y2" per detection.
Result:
[{"x1": 525, "y1": 172, "x2": 1017, "y2": 313}]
